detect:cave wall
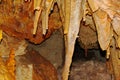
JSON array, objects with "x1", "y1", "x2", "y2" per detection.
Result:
[
  {"x1": 28, "y1": 28, "x2": 64, "y2": 69},
  {"x1": 0, "y1": 0, "x2": 120, "y2": 80}
]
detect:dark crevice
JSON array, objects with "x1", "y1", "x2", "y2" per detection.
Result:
[{"x1": 72, "y1": 39, "x2": 106, "y2": 62}]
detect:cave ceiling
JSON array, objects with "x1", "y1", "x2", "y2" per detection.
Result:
[{"x1": 0, "y1": 0, "x2": 119, "y2": 50}]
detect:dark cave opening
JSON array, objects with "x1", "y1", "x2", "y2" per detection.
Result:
[
  {"x1": 72, "y1": 39, "x2": 106, "y2": 62},
  {"x1": 68, "y1": 39, "x2": 113, "y2": 80}
]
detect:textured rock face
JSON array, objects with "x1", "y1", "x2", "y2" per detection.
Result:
[
  {"x1": 16, "y1": 64, "x2": 33, "y2": 80},
  {"x1": 0, "y1": 57, "x2": 15, "y2": 80},
  {"x1": 0, "y1": 0, "x2": 62, "y2": 44},
  {"x1": 1, "y1": 0, "x2": 120, "y2": 80},
  {"x1": 0, "y1": 31, "x2": 61, "y2": 80},
  {"x1": 76, "y1": 1, "x2": 120, "y2": 79},
  {"x1": 69, "y1": 60, "x2": 112, "y2": 80},
  {"x1": 0, "y1": 32, "x2": 27, "y2": 57},
  {"x1": 0, "y1": 20, "x2": 63, "y2": 80},
  {"x1": 27, "y1": 28, "x2": 64, "y2": 69},
  {"x1": 78, "y1": 19, "x2": 98, "y2": 50},
  {"x1": 16, "y1": 50, "x2": 58, "y2": 80}
]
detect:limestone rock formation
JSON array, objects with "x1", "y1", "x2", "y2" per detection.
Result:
[
  {"x1": 16, "y1": 50, "x2": 58, "y2": 80},
  {"x1": 0, "y1": 0, "x2": 120, "y2": 80},
  {"x1": 0, "y1": 0, "x2": 62, "y2": 44}
]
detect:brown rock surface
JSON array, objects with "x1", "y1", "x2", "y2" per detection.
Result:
[
  {"x1": 69, "y1": 60, "x2": 113, "y2": 80},
  {"x1": 27, "y1": 28, "x2": 64, "y2": 69},
  {"x1": 0, "y1": 0, "x2": 62, "y2": 44},
  {"x1": 0, "y1": 32, "x2": 27, "y2": 57},
  {"x1": 16, "y1": 50, "x2": 58, "y2": 80},
  {"x1": 78, "y1": 19, "x2": 98, "y2": 50}
]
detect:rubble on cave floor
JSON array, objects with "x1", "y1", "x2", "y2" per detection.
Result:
[
  {"x1": 68, "y1": 48, "x2": 114, "y2": 80},
  {"x1": 69, "y1": 60, "x2": 114, "y2": 80},
  {"x1": 63, "y1": 40, "x2": 114, "y2": 80},
  {"x1": 57, "y1": 49, "x2": 115, "y2": 80}
]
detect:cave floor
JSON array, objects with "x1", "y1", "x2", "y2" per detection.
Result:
[
  {"x1": 57, "y1": 49, "x2": 115, "y2": 80},
  {"x1": 69, "y1": 60, "x2": 113, "y2": 80}
]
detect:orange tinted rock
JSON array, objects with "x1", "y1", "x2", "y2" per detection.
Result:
[
  {"x1": 6, "y1": 49, "x2": 16, "y2": 80},
  {"x1": 0, "y1": 32, "x2": 27, "y2": 57},
  {"x1": 0, "y1": 0, "x2": 62, "y2": 44},
  {"x1": 16, "y1": 50, "x2": 58, "y2": 80},
  {"x1": 0, "y1": 55, "x2": 14, "y2": 80}
]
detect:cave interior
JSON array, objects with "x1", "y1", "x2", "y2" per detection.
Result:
[{"x1": 0, "y1": 0, "x2": 120, "y2": 80}]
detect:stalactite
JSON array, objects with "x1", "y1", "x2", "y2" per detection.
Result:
[
  {"x1": 34, "y1": 0, "x2": 55, "y2": 35},
  {"x1": 33, "y1": 0, "x2": 42, "y2": 34},
  {"x1": 63, "y1": 0, "x2": 71, "y2": 34},
  {"x1": 62, "y1": 0, "x2": 83, "y2": 80},
  {"x1": 0, "y1": 0, "x2": 120, "y2": 80}
]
